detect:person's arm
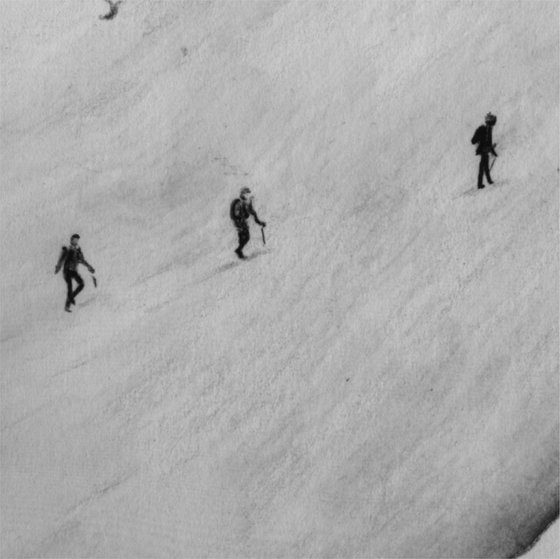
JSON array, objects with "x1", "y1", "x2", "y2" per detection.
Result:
[
  {"x1": 490, "y1": 132, "x2": 498, "y2": 156},
  {"x1": 54, "y1": 247, "x2": 67, "y2": 274},
  {"x1": 78, "y1": 249, "x2": 95, "y2": 273},
  {"x1": 249, "y1": 203, "x2": 266, "y2": 227}
]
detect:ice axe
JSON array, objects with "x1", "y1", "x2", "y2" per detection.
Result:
[
  {"x1": 489, "y1": 143, "x2": 498, "y2": 171},
  {"x1": 261, "y1": 226, "x2": 266, "y2": 246},
  {"x1": 91, "y1": 274, "x2": 97, "y2": 288}
]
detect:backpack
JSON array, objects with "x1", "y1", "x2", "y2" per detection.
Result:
[
  {"x1": 230, "y1": 198, "x2": 244, "y2": 222},
  {"x1": 471, "y1": 125, "x2": 485, "y2": 146}
]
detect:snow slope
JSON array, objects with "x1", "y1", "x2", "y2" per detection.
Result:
[
  {"x1": 523, "y1": 520, "x2": 559, "y2": 559},
  {"x1": 1, "y1": 1, "x2": 558, "y2": 557}
]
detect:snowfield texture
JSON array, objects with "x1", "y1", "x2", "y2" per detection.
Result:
[
  {"x1": 522, "y1": 520, "x2": 558, "y2": 559},
  {"x1": 1, "y1": 1, "x2": 558, "y2": 557}
]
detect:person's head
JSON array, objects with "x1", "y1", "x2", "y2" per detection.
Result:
[
  {"x1": 70, "y1": 234, "x2": 80, "y2": 247},
  {"x1": 485, "y1": 112, "x2": 497, "y2": 126},
  {"x1": 240, "y1": 187, "x2": 253, "y2": 202}
]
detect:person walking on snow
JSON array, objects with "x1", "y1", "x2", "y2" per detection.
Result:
[
  {"x1": 230, "y1": 187, "x2": 266, "y2": 259},
  {"x1": 55, "y1": 234, "x2": 95, "y2": 312},
  {"x1": 471, "y1": 112, "x2": 498, "y2": 189}
]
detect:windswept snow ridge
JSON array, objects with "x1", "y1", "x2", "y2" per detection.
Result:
[{"x1": 1, "y1": 1, "x2": 558, "y2": 558}]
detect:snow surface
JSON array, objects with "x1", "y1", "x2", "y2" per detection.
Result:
[
  {"x1": 1, "y1": 1, "x2": 558, "y2": 557},
  {"x1": 523, "y1": 520, "x2": 559, "y2": 559}
]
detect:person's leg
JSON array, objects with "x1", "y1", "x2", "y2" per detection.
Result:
[
  {"x1": 64, "y1": 272, "x2": 74, "y2": 308},
  {"x1": 484, "y1": 153, "x2": 493, "y2": 184},
  {"x1": 240, "y1": 228, "x2": 250, "y2": 251},
  {"x1": 236, "y1": 226, "x2": 250, "y2": 258},
  {"x1": 478, "y1": 154, "x2": 487, "y2": 188},
  {"x1": 71, "y1": 272, "x2": 84, "y2": 302}
]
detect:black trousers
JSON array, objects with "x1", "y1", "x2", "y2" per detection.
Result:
[
  {"x1": 236, "y1": 225, "x2": 250, "y2": 252},
  {"x1": 64, "y1": 270, "x2": 84, "y2": 305},
  {"x1": 478, "y1": 152, "x2": 492, "y2": 187}
]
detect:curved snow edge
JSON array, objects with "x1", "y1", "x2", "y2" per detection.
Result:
[{"x1": 512, "y1": 504, "x2": 560, "y2": 558}]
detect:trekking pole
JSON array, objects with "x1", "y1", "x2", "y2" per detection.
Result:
[
  {"x1": 91, "y1": 274, "x2": 97, "y2": 288},
  {"x1": 489, "y1": 143, "x2": 497, "y2": 171},
  {"x1": 261, "y1": 226, "x2": 266, "y2": 246}
]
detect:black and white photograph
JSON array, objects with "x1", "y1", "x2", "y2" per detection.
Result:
[{"x1": 1, "y1": 1, "x2": 558, "y2": 557}]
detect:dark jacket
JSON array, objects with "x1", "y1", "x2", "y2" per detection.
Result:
[
  {"x1": 471, "y1": 124, "x2": 497, "y2": 156},
  {"x1": 55, "y1": 245, "x2": 93, "y2": 274},
  {"x1": 230, "y1": 198, "x2": 264, "y2": 228}
]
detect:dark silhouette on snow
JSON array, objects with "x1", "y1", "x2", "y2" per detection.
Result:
[
  {"x1": 54, "y1": 234, "x2": 95, "y2": 312},
  {"x1": 471, "y1": 112, "x2": 498, "y2": 189},
  {"x1": 230, "y1": 187, "x2": 266, "y2": 259},
  {"x1": 99, "y1": 0, "x2": 122, "y2": 21}
]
